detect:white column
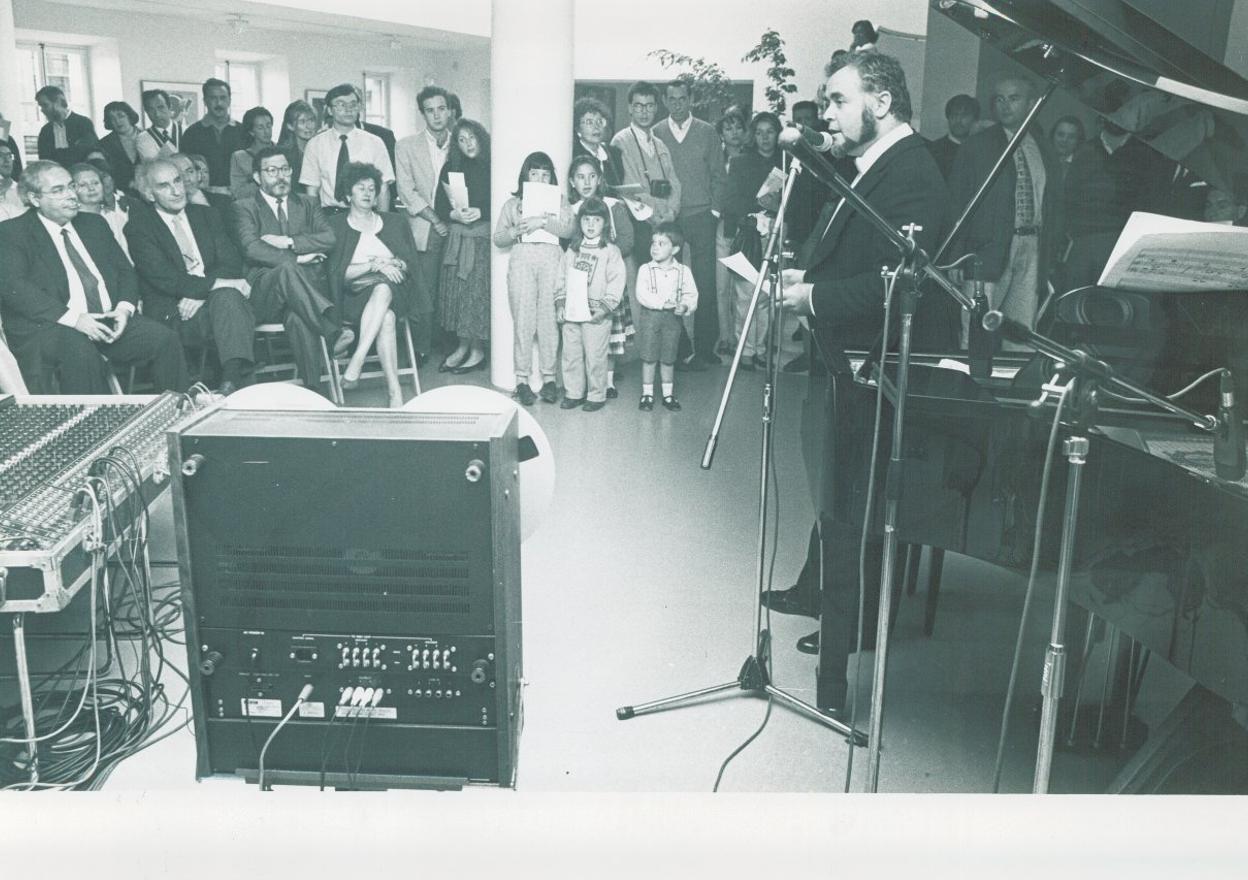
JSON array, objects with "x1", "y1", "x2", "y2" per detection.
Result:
[
  {"x1": 489, "y1": 0, "x2": 574, "y2": 390},
  {"x1": 0, "y1": 0, "x2": 22, "y2": 148}
]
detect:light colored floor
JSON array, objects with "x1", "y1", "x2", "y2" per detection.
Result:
[
  {"x1": 79, "y1": 348, "x2": 1202, "y2": 796},
  {"x1": 2, "y1": 348, "x2": 1202, "y2": 795}
]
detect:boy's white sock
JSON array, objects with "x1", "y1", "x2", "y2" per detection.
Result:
[
  {"x1": 661, "y1": 382, "x2": 674, "y2": 397},
  {"x1": 642, "y1": 383, "x2": 654, "y2": 397},
  {"x1": 607, "y1": 369, "x2": 615, "y2": 388}
]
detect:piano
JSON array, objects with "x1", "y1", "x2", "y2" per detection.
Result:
[{"x1": 811, "y1": 0, "x2": 1248, "y2": 788}]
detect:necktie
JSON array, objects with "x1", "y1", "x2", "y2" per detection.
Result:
[
  {"x1": 275, "y1": 197, "x2": 288, "y2": 235},
  {"x1": 155, "y1": 128, "x2": 169, "y2": 145},
  {"x1": 334, "y1": 134, "x2": 350, "y2": 204},
  {"x1": 172, "y1": 123, "x2": 180, "y2": 148},
  {"x1": 61, "y1": 229, "x2": 104, "y2": 313},
  {"x1": 1014, "y1": 148, "x2": 1036, "y2": 228},
  {"x1": 169, "y1": 213, "x2": 202, "y2": 274}
]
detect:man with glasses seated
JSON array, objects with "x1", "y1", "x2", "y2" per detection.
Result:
[
  {"x1": 235, "y1": 146, "x2": 353, "y2": 398},
  {"x1": 125, "y1": 158, "x2": 256, "y2": 394},
  {"x1": 0, "y1": 160, "x2": 188, "y2": 394},
  {"x1": 299, "y1": 83, "x2": 395, "y2": 214}
]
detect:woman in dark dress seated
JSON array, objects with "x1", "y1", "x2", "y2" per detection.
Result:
[{"x1": 327, "y1": 162, "x2": 425, "y2": 408}]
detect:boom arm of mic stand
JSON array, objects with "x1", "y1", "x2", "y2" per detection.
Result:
[
  {"x1": 982, "y1": 310, "x2": 1218, "y2": 431},
  {"x1": 785, "y1": 141, "x2": 972, "y2": 311},
  {"x1": 933, "y1": 78, "x2": 1059, "y2": 265}
]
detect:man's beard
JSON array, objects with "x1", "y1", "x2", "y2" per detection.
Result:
[{"x1": 830, "y1": 107, "x2": 879, "y2": 159}]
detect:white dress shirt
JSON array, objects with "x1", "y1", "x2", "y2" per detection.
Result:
[
  {"x1": 157, "y1": 208, "x2": 205, "y2": 277},
  {"x1": 425, "y1": 129, "x2": 449, "y2": 181},
  {"x1": 299, "y1": 126, "x2": 395, "y2": 208},
  {"x1": 666, "y1": 114, "x2": 693, "y2": 144},
  {"x1": 0, "y1": 182, "x2": 25, "y2": 221},
  {"x1": 36, "y1": 212, "x2": 133, "y2": 326}
]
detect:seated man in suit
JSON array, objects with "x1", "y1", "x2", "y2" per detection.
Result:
[
  {"x1": 235, "y1": 145, "x2": 353, "y2": 397},
  {"x1": 126, "y1": 158, "x2": 257, "y2": 394},
  {"x1": 35, "y1": 86, "x2": 99, "y2": 167},
  {"x1": 0, "y1": 161, "x2": 188, "y2": 394}
]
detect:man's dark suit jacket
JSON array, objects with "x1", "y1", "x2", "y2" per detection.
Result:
[
  {"x1": 947, "y1": 123, "x2": 1062, "y2": 284},
  {"x1": 36, "y1": 112, "x2": 99, "y2": 166},
  {"x1": 124, "y1": 201, "x2": 243, "y2": 324},
  {"x1": 926, "y1": 134, "x2": 960, "y2": 181},
  {"x1": 0, "y1": 209, "x2": 137, "y2": 350},
  {"x1": 803, "y1": 131, "x2": 955, "y2": 364},
  {"x1": 234, "y1": 190, "x2": 336, "y2": 279}
]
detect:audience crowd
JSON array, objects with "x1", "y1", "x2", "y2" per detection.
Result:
[{"x1": 2, "y1": 36, "x2": 1242, "y2": 406}]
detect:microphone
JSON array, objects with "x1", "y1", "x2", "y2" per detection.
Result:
[
  {"x1": 1214, "y1": 368, "x2": 1246, "y2": 481},
  {"x1": 780, "y1": 124, "x2": 835, "y2": 154}
]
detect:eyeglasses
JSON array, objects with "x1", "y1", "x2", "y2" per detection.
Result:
[
  {"x1": 39, "y1": 185, "x2": 72, "y2": 196},
  {"x1": 330, "y1": 101, "x2": 361, "y2": 111},
  {"x1": 260, "y1": 166, "x2": 293, "y2": 177}
]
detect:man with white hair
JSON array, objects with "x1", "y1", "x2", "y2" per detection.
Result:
[{"x1": 125, "y1": 158, "x2": 257, "y2": 394}]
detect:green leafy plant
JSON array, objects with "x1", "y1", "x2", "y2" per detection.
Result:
[
  {"x1": 742, "y1": 29, "x2": 797, "y2": 114},
  {"x1": 646, "y1": 49, "x2": 736, "y2": 114}
]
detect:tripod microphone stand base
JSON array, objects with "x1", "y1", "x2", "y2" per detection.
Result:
[{"x1": 615, "y1": 631, "x2": 868, "y2": 746}]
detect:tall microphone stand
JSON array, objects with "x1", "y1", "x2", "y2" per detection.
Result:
[
  {"x1": 616, "y1": 156, "x2": 867, "y2": 748},
  {"x1": 776, "y1": 134, "x2": 973, "y2": 790},
  {"x1": 980, "y1": 310, "x2": 1219, "y2": 792}
]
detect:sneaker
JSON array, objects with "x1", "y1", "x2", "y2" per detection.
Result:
[
  {"x1": 605, "y1": 386, "x2": 619, "y2": 399},
  {"x1": 662, "y1": 395, "x2": 682, "y2": 412},
  {"x1": 559, "y1": 396, "x2": 585, "y2": 410},
  {"x1": 638, "y1": 395, "x2": 655, "y2": 412},
  {"x1": 539, "y1": 381, "x2": 560, "y2": 403},
  {"x1": 582, "y1": 400, "x2": 606, "y2": 412},
  {"x1": 514, "y1": 383, "x2": 536, "y2": 406}
]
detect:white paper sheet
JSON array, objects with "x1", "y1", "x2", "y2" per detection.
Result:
[
  {"x1": 719, "y1": 251, "x2": 760, "y2": 287},
  {"x1": 1098, "y1": 211, "x2": 1248, "y2": 292},
  {"x1": 564, "y1": 269, "x2": 592, "y2": 322},
  {"x1": 444, "y1": 172, "x2": 470, "y2": 212},
  {"x1": 520, "y1": 181, "x2": 561, "y2": 245},
  {"x1": 621, "y1": 197, "x2": 653, "y2": 222}
]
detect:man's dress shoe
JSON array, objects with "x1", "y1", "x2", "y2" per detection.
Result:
[
  {"x1": 796, "y1": 630, "x2": 819, "y2": 655},
  {"x1": 760, "y1": 586, "x2": 819, "y2": 618}
]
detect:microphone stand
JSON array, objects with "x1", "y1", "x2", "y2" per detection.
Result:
[
  {"x1": 781, "y1": 133, "x2": 974, "y2": 790},
  {"x1": 617, "y1": 156, "x2": 867, "y2": 749},
  {"x1": 980, "y1": 310, "x2": 1218, "y2": 792}
]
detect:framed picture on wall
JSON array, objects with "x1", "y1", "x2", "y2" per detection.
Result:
[
  {"x1": 140, "y1": 80, "x2": 202, "y2": 128},
  {"x1": 305, "y1": 89, "x2": 328, "y2": 125}
]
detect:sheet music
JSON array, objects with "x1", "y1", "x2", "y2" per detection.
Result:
[{"x1": 1098, "y1": 212, "x2": 1248, "y2": 292}]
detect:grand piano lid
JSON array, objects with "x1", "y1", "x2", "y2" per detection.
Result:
[{"x1": 934, "y1": 0, "x2": 1248, "y2": 193}]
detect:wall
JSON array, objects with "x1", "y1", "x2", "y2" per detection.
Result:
[
  {"x1": 571, "y1": 0, "x2": 930, "y2": 118},
  {"x1": 11, "y1": 0, "x2": 490, "y2": 139}
]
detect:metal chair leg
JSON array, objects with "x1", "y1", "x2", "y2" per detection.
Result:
[
  {"x1": 401, "y1": 318, "x2": 422, "y2": 396},
  {"x1": 319, "y1": 336, "x2": 343, "y2": 405}
]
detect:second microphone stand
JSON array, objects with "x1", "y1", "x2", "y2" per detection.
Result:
[{"x1": 616, "y1": 157, "x2": 866, "y2": 748}]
